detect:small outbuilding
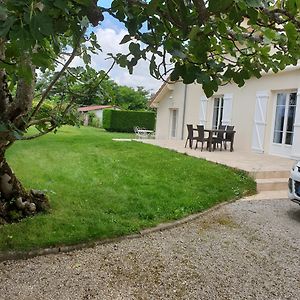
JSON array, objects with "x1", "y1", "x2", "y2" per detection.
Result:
[{"x1": 78, "y1": 105, "x2": 118, "y2": 126}]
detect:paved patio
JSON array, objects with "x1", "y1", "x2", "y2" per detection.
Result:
[
  {"x1": 139, "y1": 139, "x2": 296, "y2": 200},
  {"x1": 141, "y1": 139, "x2": 296, "y2": 174}
]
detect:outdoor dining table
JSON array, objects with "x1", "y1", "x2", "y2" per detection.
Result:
[
  {"x1": 137, "y1": 129, "x2": 154, "y2": 134},
  {"x1": 136, "y1": 129, "x2": 154, "y2": 139},
  {"x1": 204, "y1": 129, "x2": 236, "y2": 152}
]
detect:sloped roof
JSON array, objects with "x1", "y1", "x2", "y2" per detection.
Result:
[
  {"x1": 78, "y1": 105, "x2": 114, "y2": 112},
  {"x1": 150, "y1": 81, "x2": 175, "y2": 108}
]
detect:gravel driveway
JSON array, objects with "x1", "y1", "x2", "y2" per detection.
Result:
[{"x1": 0, "y1": 199, "x2": 300, "y2": 300}]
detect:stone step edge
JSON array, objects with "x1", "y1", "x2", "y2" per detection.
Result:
[
  {"x1": 256, "y1": 177, "x2": 289, "y2": 184},
  {"x1": 250, "y1": 171, "x2": 290, "y2": 179}
]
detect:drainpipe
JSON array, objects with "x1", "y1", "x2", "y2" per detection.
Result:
[{"x1": 181, "y1": 84, "x2": 188, "y2": 139}]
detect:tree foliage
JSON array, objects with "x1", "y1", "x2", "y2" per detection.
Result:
[
  {"x1": 104, "y1": 0, "x2": 300, "y2": 96},
  {"x1": 36, "y1": 68, "x2": 151, "y2": 110},
  {"x1": 0, "y1": 0, "x2": 103, "y2": 222}
]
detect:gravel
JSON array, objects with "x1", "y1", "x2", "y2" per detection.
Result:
[{"x1": 0, "y1": 199, "x2": 300, "y2": 300}]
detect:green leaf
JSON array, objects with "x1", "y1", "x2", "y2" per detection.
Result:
[
  {"x1": 18, "y1": 64, "x2": 33, "y2": 82},
  {"x1": 129, "y1": 42, "x2": 141, "y2": 57},
  {"x1": 83, "y1": 52, "x2": 91, "y2": 65},
  {"x1": 31, "y1": 13, "x2": 54, "y2": 37},
  {"x1": 286, "y1": 0, "x2": 298, "y2": 15},
  {"x1": 244, "y1": 0, "x2": 262, "y2": 7},
  {"x1": 208, "y1": 0, "x2": 234, "y2": 13},
  {"x1": 54, "y1": 0, "x2": 69, "y2": 10},
  {"x1": 0, "y1": 16, "x2": 16, "y2": 37},
  {"x1": 147, "y1": 0, "x2": 160, "y2": 14},
  {"x1": 120, "y1": 34, "x2": 131, "y2": 44},
  {"x1": 0, "y1": 4, "x2": 8, "y2": 21},
  {"x1": 285, "y1": 22, "x2": 297, "y2": 42},
  {"x1": 202, "y1": 82, "x2": 214, "y2": 98},
  {"x1": 32, "y1": 52, "x2": 51, "y2": 68},
  {"x1": 73, "y1": 0, "x2": 91, "y2": 6}
]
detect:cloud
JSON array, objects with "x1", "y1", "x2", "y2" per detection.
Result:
[{"x1": 71, "y1": 26, "x2": 164, "y2": 93}]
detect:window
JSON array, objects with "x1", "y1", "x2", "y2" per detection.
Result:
[
  {"x1": 273, "y1": 92, "x2": 297, "y2": 145},
  {"x1": 212, "y1": 97, "x2": 224, "y2": 129},
  {"x1": 170, "y1": 109, "x2": 178, "y2": 138}
]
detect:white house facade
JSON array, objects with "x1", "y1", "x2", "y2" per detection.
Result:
[{"x1": 150, "y1": 66, "x2": 300, "y2": 159}]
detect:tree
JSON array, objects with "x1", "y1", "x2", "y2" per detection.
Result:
[
  {"x1": 112, "y1": 85, "x2": 151, "y2": 110},
  {"x1": 0, "y1": 0, "x2": 103, "y2": 222},
  {"x1": 105, "y1": 0, "x2": 300, "y2": 96},
  {"x1": 36, "y1": 69, "x2": 151, "y2": 110},
  {"x1": 1, "y1": 0, "x2": 299, "y2": 222},
  {"x1": 36, "y1": 66, "x2": 116, "y2": 106}
]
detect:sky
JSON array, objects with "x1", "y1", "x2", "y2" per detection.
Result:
[{"x1": 71, "y1": 2, "x2": 163, "y2": 94}]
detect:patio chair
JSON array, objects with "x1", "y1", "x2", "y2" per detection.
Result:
[
  {"x1": 223, "y1": 125, "x2": 235, "y2": 150},
  {"x1": 133, "y1": 126, "x2": 147, "y2": 139},
  {"x1": 184, "y1": 124, "x2": 197, "y2": 148},
  {"x1": 149, "y1": 131, "x2": 156, "y2": 139},
  {"x1": 212, "y1": 124, "x2": 226, "y2": 151},
  {"x1": 195, "y1": 125, "x2": 209, "y2": 151}
]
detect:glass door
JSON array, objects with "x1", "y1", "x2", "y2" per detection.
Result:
[
  {"x1": 271, "y1": 92, "x2": 297, "y2": 156},
  {"x1": 212, "y1": 97, "x2": 224, "y2": 129},
  {"x1": 170, "y1": 109, "x2": 178, "y2": 138}
]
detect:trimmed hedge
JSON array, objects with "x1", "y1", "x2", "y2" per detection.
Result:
[{"x1": 103, "y1": 110, "x2": 156, "y2": 132}]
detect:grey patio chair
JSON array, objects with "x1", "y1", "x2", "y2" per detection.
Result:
[
  {"x1": 184, "y1": 124, "x2": 197, "y2": 148},
  {"x1": 212, "y1": 124, "x2": 226, "y2": 151},
  {"x1": 223, "y1": 125, "x2": 235, "y2": 150},
  {"x1": 195, "y1": 125, "x2": 209, "y2": 151}
]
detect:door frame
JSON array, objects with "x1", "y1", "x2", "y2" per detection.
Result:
[
  {"x1": 269, "y1": 89, "x2": 297, "y2": 158},
  {"x1": 169, "y1": 108, "x2": 178, "y2": 139}
]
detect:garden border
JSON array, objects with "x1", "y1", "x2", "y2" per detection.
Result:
[{"x1": 0, "y1": 198, "x2": 241, "y2": 262}]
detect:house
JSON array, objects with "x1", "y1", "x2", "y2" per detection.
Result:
[
  {"x1": 150, "y1": 66, "x2": 300, "y2": 160},
  {"x1": 78, "y1": 105, "x2": 118, "y2": 126}
]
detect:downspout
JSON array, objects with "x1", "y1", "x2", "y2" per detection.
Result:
[{"x1": 181, "y1": 84, "x2": 188, "y2": 139}]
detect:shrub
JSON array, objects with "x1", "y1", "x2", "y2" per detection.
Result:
[
  {"x1": 87, "y1": 111, "x2": 100, "y2": 128},
  {"x1": 103, "y1": 110, "x2": 155, "y2": 132}
]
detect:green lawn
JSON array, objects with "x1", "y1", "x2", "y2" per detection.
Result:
[{"x1": 0, "y1": 126, "x2": 256, "y2": 251}]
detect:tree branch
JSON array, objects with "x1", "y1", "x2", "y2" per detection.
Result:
[{"x1": 28, "y1": 34, "x2": 83, "y2": 123}]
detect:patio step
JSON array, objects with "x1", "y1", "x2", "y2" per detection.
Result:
[
  {"x1": 250, "y1": 170, "x2": 290, "y2": 179},
  {"x1": 256, "y1": 178, "x2": 289, "y2": 192}
]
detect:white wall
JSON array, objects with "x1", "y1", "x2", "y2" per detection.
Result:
[
  {"x1": 94, "y1": 110, "x2": 104, "y2": 125},
  {"x1": 155, "y1": 68, "x2": 300, "y2": 157}
]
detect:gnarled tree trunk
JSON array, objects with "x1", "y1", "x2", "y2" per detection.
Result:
[
  {"x1": 0, "y1": 41, "x2": 50, "y2": 224},
  {"x1": 0, "y1": 154, "x2": 50, "y2": 224}
]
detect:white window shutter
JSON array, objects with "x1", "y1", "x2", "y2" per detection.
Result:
[
  {"x1": 251, "y1": 91, "x2": 269, "y2": 153},
  {"x1": 291, "y1": 88, "x2": 300, "y2": 158},
  {"x1": 222, "y1": 93, "x2": 233, "y2": 125},
  {"x1": 199, "y1": 96, "x2": 208, "y2": 125}
]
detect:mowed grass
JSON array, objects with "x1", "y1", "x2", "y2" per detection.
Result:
[{"x1": 0, "y1": 126, "x2": 255, "y2": 251}]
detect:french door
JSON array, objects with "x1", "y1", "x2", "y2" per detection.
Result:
[
  {"x1": 271, "y1": 91, "x2": 297, "y2": 156},
  {"x1": 170, "y1": 109, "x2": 178, "y2": 138},
  {"x1": 212, "y1": 97, "x2": 224, "y2": 129}
]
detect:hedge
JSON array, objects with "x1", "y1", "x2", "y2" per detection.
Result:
[{"x1": 103, "y1": 110, "x2": 156, "y2": 132}]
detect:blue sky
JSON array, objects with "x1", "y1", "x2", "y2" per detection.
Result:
[{"x1": 72, "y1": 1, "x2": 163, "y2": 92}]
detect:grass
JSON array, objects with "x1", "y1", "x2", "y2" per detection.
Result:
[{"x1": 0, "y1": 126, "x2": 256, "y2": 251}]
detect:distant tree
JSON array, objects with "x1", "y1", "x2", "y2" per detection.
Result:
[
  {"x1": 113, "y1": 85, "x2": 150, "y2": 110},
  {"x1": 36, "y1": 66, "x2": 116, "y2": 106}
]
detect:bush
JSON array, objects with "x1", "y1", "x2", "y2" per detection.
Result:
[
  {"x1": 87, "y1": 112, "x2": 100, "y2": 128},
  {"x1": 103, "y1": 110, "x2": 155, "y2": 132}
]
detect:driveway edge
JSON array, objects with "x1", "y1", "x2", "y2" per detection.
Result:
[{"x1": 0, "y1": 199, "x2": 239, "y2": 262}]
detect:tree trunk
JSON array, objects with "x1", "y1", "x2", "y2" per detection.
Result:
[{"x1": 0, "y1": 153, "x2": 50, "y2": 224}]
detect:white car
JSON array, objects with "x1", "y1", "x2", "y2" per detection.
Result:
[{"x1": 288, "y1": 161, "x2": 300, "y2": 205}]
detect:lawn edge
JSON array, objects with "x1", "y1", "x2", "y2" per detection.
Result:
[{"x1": 0, "y1": 197, "x2": 243, "y2": 262}]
